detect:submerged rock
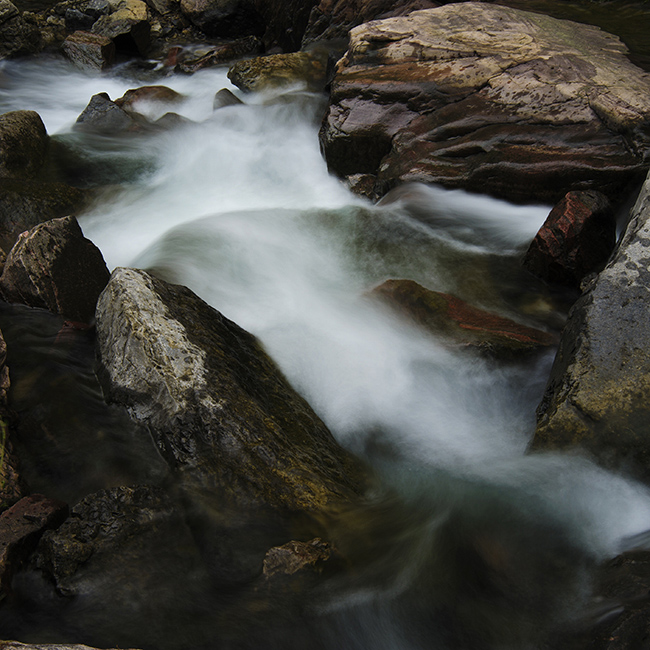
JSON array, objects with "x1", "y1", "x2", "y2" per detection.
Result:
[
  {"x1": 0, "y1": 216, "x2": 110, "y2": 324},
  {"x1": 213, "y1": 87, "x2": 243, "y2": 109},
  {"x1": 61, "y1": 31, "x2": 115, "y2": 71},
  {"x1": 320, "y1": 3, "x2": 650, "y2": 203},
  {"x1": 95, "y1": 267, "x2": 367, "y2": 512},
  {"x1": 0, "y1": 494, "x2": 68, "y2": 597},
  {"x1": 370, "y1": 278, "x2": 555, "y2": 357},
  {"x1": 0, "y1": 111, "x2": 48, "y2": 181},
  {"x1": 24, "y1": 486, "x2": 211, "y2": 648},
  {"x1": 531, "y1": 172, "x2": 650, "y2": 477},
  {"x1": 228, "y1": 50, "x2": 328, "y2": 92},
  {"x1": 523, "y1": 190, "x2": 616, "y2": 289}
]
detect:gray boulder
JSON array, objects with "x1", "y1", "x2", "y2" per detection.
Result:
[
  {"x1": 320, "y1": 3, "x2": 650, "y2": 204},
  {"x1": 0, "y1": 111, "x2": 48, "y2": 181},
  {"x1": 530, "y1": 171, "x2": 650, "y2": 477},
  {"x1": 74, "y1": 92, "x2": 138, "y2": 134},
  {"x1": 95, "y1": 267, "x2": 367, "y2": 513},
  {"x1": 0, "y1": 216, "x2": 110, "y2": 324},
  {"x1": 91, "y1": 0, "x2": 150, "y2": 56}
]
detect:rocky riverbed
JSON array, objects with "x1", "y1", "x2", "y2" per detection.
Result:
[{"x1": 0, "y1": 1, "x2": 650, "y2": 650}]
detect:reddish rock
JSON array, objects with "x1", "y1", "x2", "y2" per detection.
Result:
[
  {"x1": 114, "y1": 85, "x2": 184, "y2": 112},
  {"x1": 523, "y1": 190, "x2": 616, "y2": 288},
  {"x1": 0, "y1": 494, "x2": 68, "y2": 596},
  {"x1": 61, "y1": 31, "x2": 115, "y2": 71},
  {"x1": 0, "y1": 216, "x2": 110, "y2": 324},
  {"x1": 320, "y1": 4, "x2": 650, "y2": 204},
  {"x1": 371, "y1": 279, "x2": 555, "y2": 356}
]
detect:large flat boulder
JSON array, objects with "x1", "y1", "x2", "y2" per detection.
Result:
[
  {"x1": 530, "y1": 171, "x2": 650, "y2": 477},
  {"x1": 95, "y1": 268, "x2": 367, "y2": 513},
  {"x1": 320, "y1": 3, "x2": 650, "y2": 204}
]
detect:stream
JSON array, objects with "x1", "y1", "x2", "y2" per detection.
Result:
[{"x1": 1, "y1": 40, "x2": 650, "y2": 650}]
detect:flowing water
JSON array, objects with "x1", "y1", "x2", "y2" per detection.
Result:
[{"x1": 1, "y1": 50, "x2": 650, "y2": 650}]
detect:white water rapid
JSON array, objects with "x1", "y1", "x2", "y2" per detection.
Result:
[{"x1": 2, "y1": 55, "x2": 650, "y2": 649}]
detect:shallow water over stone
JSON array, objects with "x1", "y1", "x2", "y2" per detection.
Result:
[{"x1": 1, "y1": 50, "x2": 650, "y2": 650}]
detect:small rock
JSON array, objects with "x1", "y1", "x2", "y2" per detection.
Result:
[
  {"x1": 91, "y1": 0, "x2": 150, "y2": 56},
  {"x1": 0, "y1": 216, "x2": 110, "y2": 324},
  {"x1": 0, "y1": 494, "x2": 68, "y2": 597},
  {"x1": 524, "y1": 191, "x2": 616, "y2": 288},
  {"x1": 227, "y1": 50, "x2": 328, "y2": 92},
  {"x1": 114, "y1": 84, "x2": 183, "y2": 112},
  {"x1": 263, "y1": 538, "x2": 331, "y2": 578},
  {"x1": 154, "y1": 111, "x2": 191, "y2": 128},
  {"x1": 213, "y1": 87, "x2": 243, "y2": 109},
  {"x1": 63, "y1": 7, "x2": 96, "y2": 30},
  {"x1": 345, "y1": 173, "x2": 377, "y2": 200},
  {"x1": 61, "y1": 31, "x2": 115, "y2": 71},
  {"x1": 0, "y1": 111, "x2": 48, "y2": 181},
  {"x1": 74, "y1": 92, "x2": 137, "y2": 134},
  {"x1": 370, "y1": 278, "x2": 555, "y2": 356}
]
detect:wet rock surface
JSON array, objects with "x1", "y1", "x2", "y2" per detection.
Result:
[
  {"x1": 13, "y1": 486, "x2": 212, "y2": 649},
  {"x1": 61, "y1": 31, "x2": 115, "y2": 70},
  {"x1": 531, "y1": 171, "x2": 650, "y2": 477},
  {"x1": 95, "y1": 267, "x2": 367, "y2": 512},
  {"x1": 370, "y1": 278, "x2": 555, "y2": 357},
  {"x1": 0, "y1": 180, "x2": 87, "y2": 255},
  {"x1": 228, "y1": 50, "x2": 328, "y2": 93},
  {"x1": 74, "y1": 92, "x2": 139, "y2": 134},
  {"x1": 524, "y1": 191, "x2": 617, "y2": 289},
  {"x1": 0, "y1": 216, "x2": 110, "y2": 323},
  {"x1": 0, "y1": 0, "x2": 40, "y2": 58},
  {"x1": 179, "y1": 0, "x2": 263, "y2": 38},
  {"x1": 90, "y1": 0, "x2": 150, "y2": 56},
  {"x1": 320, "y1": 3, "x2": 650, "y2": 204},
  {"x1": 0, "y1": 111, "x2": 48, "y2": 181},
  {"x1": 0, "y1": 495, "x2": 68, "y2": 597}
]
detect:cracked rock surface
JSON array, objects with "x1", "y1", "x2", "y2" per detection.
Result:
[
  {"x1": 320, "y1": 2, "x2": 650, "y2": 203},
  {"x1": 530, "y1": 170, "x2": 650, "y2": 477}
]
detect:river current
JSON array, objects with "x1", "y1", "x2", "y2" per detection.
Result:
[{"x1": 1, "y1": 50, "x2": 650, "y2": 650}]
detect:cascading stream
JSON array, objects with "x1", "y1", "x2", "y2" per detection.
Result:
[{"x1": 2, "y1": 56, "x2": 650, "y2": 649}]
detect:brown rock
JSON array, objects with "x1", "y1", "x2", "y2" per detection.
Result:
[
  {"x1": 91, "y1": 0, "x2": 150, "y2": 56},
  {"x1": 0, "y1": 111, "x2": 47, "y2": 181},
  {"x1": 0, "y1": 494, "x2": 68, "y2": 596},
  {"x1": 370, "y1": 278, "x2": 555, "y2": 356},
  {"x1": 114, "y1": 85, "x2": 184, "y2": 112},
  {"x1": 0, "y1": 0, "x2": 41, "y2": 58},
  {"x1": 524, "y1": 190, "x2": 616, "y2": 288},
  {"x1": 61, "y1": 30, "x2": 115, "y2": 71},
  {"x1": 320, "y1": 4, "x2": 650, "y2": 204},
  {"x1": 0, "y1": 216, "x2": 110, "y2": 324},
  {"x1": 263, "y1": 538, "x2": 331, "y2": 578},
  {"x1": 228, "y1": 50, "x2": 328, "y2": 92}
]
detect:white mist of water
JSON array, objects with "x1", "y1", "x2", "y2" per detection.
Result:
[{"x1": 2, "y1": 58, "x2": 650, "y2": 565}]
